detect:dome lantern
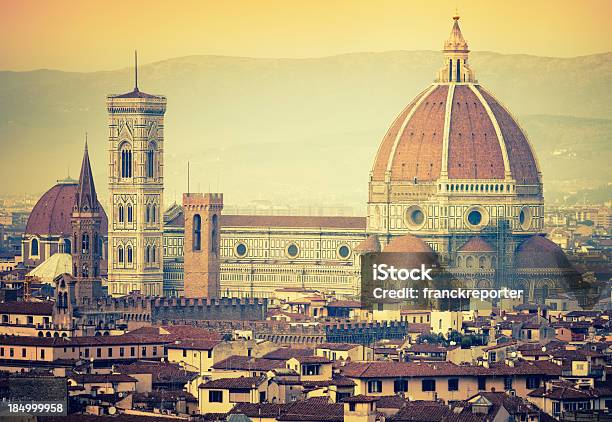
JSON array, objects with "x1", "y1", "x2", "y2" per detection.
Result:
[{"x1": 436, "y1": 14, "x2": 476, "y2": 83}]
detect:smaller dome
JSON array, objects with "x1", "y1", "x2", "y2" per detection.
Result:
[
  {"x1": 26, "y1": 180, "x2": 108, "y2": 237},
  {"x1": 384, "y1": 235, "x2": 435, "y2": 253},
  {"x1": 26, "y1": 253, "x2": 72, "y2": 284},
  {"x1": 516, "y1": 235, "x2": 572, "y2": 269},
  {"x1": 458, "y1": 237, "x2": 494, "y2": 252},
  {"x1": 355, "y1": 234, "x2": 381, "y2": 254}
]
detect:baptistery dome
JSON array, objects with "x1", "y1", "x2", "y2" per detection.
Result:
[{"x1": 368, "y1": 15, "x2": 543, "y2": 251}]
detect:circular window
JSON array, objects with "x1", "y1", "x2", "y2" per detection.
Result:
[
  {"x1": 286, "y1": 243, "x2": 299, "y2": 258},
  {"x1": 465, "y1": 206, "x2": 489, "y2": 230},
  {"x1": 405, "y1": 205, "x2": 426, "y2": 229},
  {"x1": 338, "y1": 245, "x2": 351, "y2": 259},
  {"x1": 519, "y1": 206, "x2": 532, "y2": 230},
  {"x1": 235, "y1": 243, "x2": 247, "y2": 257},
  {"x1": 468, "y1": 210, "x2": 482, "y2": 226}
]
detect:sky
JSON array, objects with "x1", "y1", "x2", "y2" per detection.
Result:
[{"x1": 1, "y1": 0, "x2": 611, "y2": 72}]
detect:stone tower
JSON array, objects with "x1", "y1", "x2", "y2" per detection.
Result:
[
  {"x1": 71, "y1": 140, "x2": 103, "y2": 281},
  {"x1": 183, "y1": 193, "x2": 223, "y2": 298},
  {"x1": 106, "y1": 56, "x2": 167, "y2": 296}
]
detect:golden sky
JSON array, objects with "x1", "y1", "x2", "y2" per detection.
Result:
[{"x1": 1, "y1": 0, "x2": 611, "y2": 71}]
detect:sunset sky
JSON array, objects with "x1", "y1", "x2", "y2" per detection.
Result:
[{"x1": 1, "y1": 0, "x2": 611, "y2": 72}]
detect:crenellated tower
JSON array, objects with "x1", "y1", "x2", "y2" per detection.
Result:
[{"x1": 106, "y1": 54, "x2": 167, "y2": 296}]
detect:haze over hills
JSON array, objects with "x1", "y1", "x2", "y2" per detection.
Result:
[{"x1": 1, "y1": 51, "x2": 610, "y2": 212}]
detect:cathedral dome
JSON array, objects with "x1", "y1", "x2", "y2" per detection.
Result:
[
  {"x1": 25, "y1": 178, "x2": 108, "y2": 237},
  {"x1": 371, "y1": 16, "x2": 540, "y2": 186},
  {"x1": 371, "y1": 83, "x2": 540, "y2": 184},
  {"x1": 458, "y1": 237, "x2": 494, "y2": 252}
]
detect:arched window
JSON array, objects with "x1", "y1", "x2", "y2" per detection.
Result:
[
  {"x1": 82, "y1": 234, "x2": 89, "y2": 253},
  {"x1": 62, "y1": 292, "x2": 68, "y2": 308},
  {"x1": 151, "y1": 245, "x2": 156, "y2": 263},
  {"x1": 120, "y1": 143, "x2": 133, "y2": 178},
  {"x1": 152, "y1": 205, "x2": 156, "y2": 223},
  {"x1": 193, "y1": 214, "x2": 201, "y2": 251},
  {"x1": 118, "y1": 204, "x2": 124, "y2": 223},
  {"x1": 127, "y1": 245, "x2": 133, "y2": 263},
  {"x1": 146, "y1": 143, "x2": 156, "y2": 178},
  {"x1": 63, "y1": 238, "x2": 71, "y2": 254},
  {"x1": 145, "y1": 246, "x2": 150, "y2": 264},
  {"x1": 449, "y1": 59, "x2": 453, "y2": 81},
  {"x1": 118, "y1": 246, "x2": 124, "y2": 263},
  {"x1": 211, "y1": 214, "x2": 218, "y2": 253},
  {"x1": 456, "y1": 59, "x2": 461, "y2": 82},
  {"x1": 31, "y1": 238, "x2": 39, "y2": 256},
  {"x1": 127, "y1": 204, "x2": 133, "y2": 223},
  {"x1": 145, "y1": 205, "x2": 150, "y2": 223}
]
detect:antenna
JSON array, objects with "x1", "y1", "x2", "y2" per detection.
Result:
[
  {"x1": 85, "y1": 131, "x2": 88, "y2": 149},
  {"x1": 187, "y1": 161, "x2": 190, "y2": 196},
  {"x1": 134, "y1": 50, "x2": 139, "y2": 91}
]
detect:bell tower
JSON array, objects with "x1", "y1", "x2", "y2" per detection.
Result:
[{"x1": 106, "y1": 53, "x2": 166, "y2": 296}]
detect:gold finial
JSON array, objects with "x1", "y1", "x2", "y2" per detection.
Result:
[{"x1": 453, "y1": 7, "x2": 460, "y2": 20}]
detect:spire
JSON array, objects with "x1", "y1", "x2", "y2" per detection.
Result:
[
  {"x1": 134, "y1": 50, "x2": 139, "y2": 92},
  {"x1": 444, "y1": 14, "x2": 469, "y2": 53},
  {"x1": 74, "y1": 134, "x2": 98, "y2": 213}
]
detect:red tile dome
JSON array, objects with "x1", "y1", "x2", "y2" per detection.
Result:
[
  {"x1": 458, "y1": 237, "x2": 494, "y2": 252},
  {"x1": 371, "y1": 84, "x2": 540, "y2": 185},
  {"x1": 515, "y1": 235, "x2": 572, "y2": 269},
  {"x1": 384, "y1": 235, "x2": 435, "y2": 253},
  {"x1": 25, "y1": 179, "x2": 108, "y2": 237}
]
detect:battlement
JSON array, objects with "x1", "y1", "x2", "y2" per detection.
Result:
[{"x1": 182, "y1": 193, "x2": 224, "y2": 208}]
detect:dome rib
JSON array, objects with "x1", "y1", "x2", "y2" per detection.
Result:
[{"x1": 476, "y1": 86, "x2": 541, "y2": 184}]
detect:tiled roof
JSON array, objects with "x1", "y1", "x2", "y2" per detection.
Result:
[
  {"x1": 516, "y1": 235, "x2": 573, "y2": 269},
  {"x1": 70, "y1": 373, "x2": 137, "y2": 384},
  {"x1": 115, "y1": 361, "x2": 197, "y2": 382},
  {"x1": 263, "y1": 348, "x2": 314, "y2": 360},
  {"x1": 199, "y1": 376, "x2": 264, "y2": 390},
  {"x1": 0, "y1": 301, "x2": 53, "y2": 315},
  {"x1": 292, "y1": 356, "x2": 331, "y2": 364},
  {"x1": 383, "y1": 235, "x2": 435, "y2": 253},
  {"x1": 212, "y1": 355, "x2": 285, "y2": 371},
  {"x1": 316, "y1": 343, "x2": 361, "y2": 351},
  {"x1": 341, "y1": 360, "x2": 561, "y2": 378},
  {"x1": 166, "y1": 339, "x2": 221, "y2": 350}
]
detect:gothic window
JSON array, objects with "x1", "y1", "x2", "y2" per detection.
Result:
[
  {"x1": 211, "y1": 214, "x2": 218, "y2": 253},
  {"x1": 449, "y1": 59, "x2": 453, "y2": 81},
  {"x1": 127, "y1": 204, "x2": 133, "y2": 223},
  {"x1": 146, "y1": 143, "x2": 156, "y2": 178},
  {"x1": 120, "y1": 143, "x2": 132, "y2": 178},
  {"x1": 63, "y1": 238, "x2": 71, "y2": 254},
  {"x1": 152, "y1": 245, "x2": 156, "y2": 262},
  {"x1": 93, "y1": 233, "x2": 98, "y2": 254},
  {"x1": 82, "y1": 234, "x2": 90, "y2": 253},
  {"x1": 82, "y1": 263, "x2": 88, "y2": 278},
  {"x1": 152, "y1": 205, "x2": 156, "y2": 223},
  {"x1": 127, "y1": 245, "x2": 133, "y2": 264},
  {"x1": 118, "y1": 205, "x2": 124, "y2": 223},
  {"x1": 118, "y1": 246, "x2": 124, "y2": 263},
  {"x1": 31, "y1": 238, "x2": 39, "y2": 256},
  {"x1": 62, "y1": 292, "x2": 68, "y2": 308},
  {"x1": 145, "y1": 205, "x2": 150, "y2": 223},
  {"x1": 145, "y1": 246, "x2": 150, "y2": 264},
  {"x1": 193, "y1": 214, "x2": 202, "y2": 251}
]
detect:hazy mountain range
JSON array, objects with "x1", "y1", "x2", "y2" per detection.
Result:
[{"x1": 1, "y1": 51, "x2": 610, "y2": 211}]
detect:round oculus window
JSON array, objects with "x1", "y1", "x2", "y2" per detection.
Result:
[
  {"x1": 338, "y1": 245, "x2": 351, "y2": 259},
  {"x1": 405, "y1": 205, "x2": 426, "y2": 229},
  {"x1": 467, "y1": 210, "x2": 482, "y2": 226},
  {"x1": 235, "y1": 243, "x2": 247, "y2": 257},
  {"x1": 287, "y1": 243, "x2": 299, "y2": 258},
  {"x1": 519, "y1": 206, "x2": 532, "y2": 230}
]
